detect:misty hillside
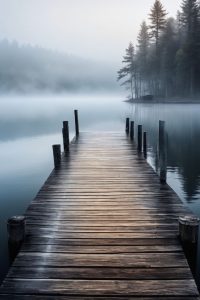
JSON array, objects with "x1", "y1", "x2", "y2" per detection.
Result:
[{"x1": 0, "y1": 40, "x2": 118, "y2": 93}]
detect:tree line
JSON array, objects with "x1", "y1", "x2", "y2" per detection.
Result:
[
  {"x1": 118, "y1": 0, "x2": 200, "y2": 100},
  {"x1": 0, "y1": 40, "x2": 118, "y2": 94}
]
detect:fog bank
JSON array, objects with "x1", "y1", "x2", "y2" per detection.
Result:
[{"x1": 0, "y1": 40, "x2": 119, "y2": 93}]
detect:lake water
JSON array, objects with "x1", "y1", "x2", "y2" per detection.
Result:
[{"x1": 1, "y1": 94, "x2": 200, "y2": 285}]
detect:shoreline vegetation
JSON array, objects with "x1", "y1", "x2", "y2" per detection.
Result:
[
  {"x1": 118, "y1": 0, "x2": 200, "y2": 102},
  {"x1": 124, "y1": 97, "x2": 200, "y2": 104}
]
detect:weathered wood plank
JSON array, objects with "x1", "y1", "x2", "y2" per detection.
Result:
[
  {"x1": 13, "y1": 252, "x2": 188, "y2": 268},
  {"x1": 1, "y1": 279, "x2": 198, "y2": 296},
  {"x1": 0, "y1": 296, "x2": 199, "y2": 300},
  {"x1": 23, "y1": 237, "x2": 180, "y2": 246},
  {"x1": 7, "y1": 266, "x2": 192, "y2": 280},
  {"x1": 20, "y1": 244, "x2": 182, "y2": 253}
]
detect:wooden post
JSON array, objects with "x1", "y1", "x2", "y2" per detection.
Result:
[
  {"x1": 130, "y1": 121, "x2": 134, "y2": 140},
  {"x1": 179, "y1": 215, "x2": 199, "y2": 276},
  {"x1": 125, "y1": 118, "x2": 130, "y2": 134},
  {"x1": 7, "y1": 216, "x2": 26, "y2": 244},
  {"x1": 7, "y1": 215, "x2": 26, "y2": 262},
  {"x1": 179, "y1": 215, "x2": 199, "y2": 244},
  {"x1": 52, "y1": 144, "x2": 61, "y2": 168},
  {"x1": 62, "y1": 121, "x2": 70, "y2": 153},
  {"x1": 74, "y1": 110, "x2": 79, "y2": 136},
  {"x1": 143, "y1": 131, "x2": 147, "y2": 157},
  {"x1": 159, "y1": 120, "x2": 167, "y2": 184},
  {"x1": 137, "y1": 125, "x2": 142, "y2": 152}
]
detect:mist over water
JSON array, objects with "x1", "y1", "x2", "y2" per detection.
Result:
[{"x1": 0, "y1": 94, "x2": 125, "y2": 141}]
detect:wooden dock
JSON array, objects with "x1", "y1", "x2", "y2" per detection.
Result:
[{"x1": 0, "y1": 131, "x2": 199, "y2": 299}]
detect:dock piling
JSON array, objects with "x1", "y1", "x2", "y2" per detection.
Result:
[
  {"x1": 159, "y1": 120, "x2": 167, "y2": 184},
  {"x1": 143, "y1": 131, "x2": 147, "y2": 157},
  {"x1": 7, "y1": 215, "x2": 26, "y2": 262},
  {"x1": 125, "y1": 118, "x2": 130, "y2": 134},
  {"x1": 52, "y1": 144, "x2": 61, "y2": 168},
  {"x1": 7, "y1": 216, "x2": 26, "y2": 244},
  {"x1": 137, "y1": 125, "x2": 142, "y2": 152},
  {"x1": 62, "y1": 121, "x2": 70, "y2": 153},
  {"x1": 179, "y1": 215, "x2": 200, "y2": 276},
  {"x1": 74, "y1": 110, "x2": 79, "y2": 136},
  {"x1": 179, "y1": 215, "x2": 199, "y2": 244},
  {"x1": 130, "y1": 121, "x2": 134, "y2": 140}
]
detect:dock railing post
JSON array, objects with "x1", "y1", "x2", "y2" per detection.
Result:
[
  {"x1": 143, "y1": 131, "x2": 147, "y2": 158},
  {"x1": 62, "y1": 121, "x2": 70, "y2": 153},
  {"x1": 74, "y1": 109, "x2": 79, "y2": 137},
  {"x1": 125, "y1": 118, "x2": 130, "y2": 135},
  {"x1": 7, "y1": 215, "x2": 26, "y2": 261},
  {"x1": 179, "y1": 215, "x2": 200, "y2": 275},
  {"x1": 130, "y1": 121, "x2": 134, "y2": 141},
  {"x1": 52, "y1": 144, "x2": 61, "y2": 168},
  {"x1": 159, "y1": 120, "x2": 167, "y2": 184},
  {"x1": 137, "y1": 125, "x2": 142, "y2": 152}
]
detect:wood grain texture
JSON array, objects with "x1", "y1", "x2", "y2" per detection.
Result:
[
  {"x1": 0, "y1": 131, "x2": 199, "y2": 299},
  {"x1": 0, "y1": 296, "x2": 199, "y2": 300}
]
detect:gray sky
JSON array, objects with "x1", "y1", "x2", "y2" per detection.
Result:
[{"x1": 0, "y1": 0, "x2": 181, "y2": 63}]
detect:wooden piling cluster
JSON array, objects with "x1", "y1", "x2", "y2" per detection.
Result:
[
  {"x1": 53, "y1": 109, "x2": 80, "y2": 168},
  {"x1": 0, "y1": 112, "x2": 200, "y2": 299},
  {"x1": 126, "y1": 118, "x2": 166, "y2": 183}
]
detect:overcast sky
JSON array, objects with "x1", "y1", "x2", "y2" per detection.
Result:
[{"x1": 0, "y1": 0, "x2": 181, "y2": 63}]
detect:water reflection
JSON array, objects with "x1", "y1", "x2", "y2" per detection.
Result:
[{"x1": 128, "y1": 103, "x2": 200, "y2": 206}]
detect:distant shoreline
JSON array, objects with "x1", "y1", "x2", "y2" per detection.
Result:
[{"x1": 124, "y1": 98, "x2": 200, "y2": 104}]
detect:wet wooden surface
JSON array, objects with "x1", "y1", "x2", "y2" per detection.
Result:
[{"x1": 0, "y1": 132, "x2": 199, "y2": 299}]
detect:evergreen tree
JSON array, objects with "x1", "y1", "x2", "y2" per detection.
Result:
[
  {"x1": 180, "y1": 0, "x2": 200, "y2": 95},
  {"x1": 118, "y1": 0, "x2": 200, "y2": 99},
  {"x1": 149, "y1": 0, "x2": 168, "y2": 49},
  {"x1": 137, "y1": 21, "x2": 150, "y2": 96},
  {"x1": 137, "y1": 21, "x2": 149, "y2": 59},
  {"x1": 117, "y1": 43, "x2": 138, "y2": 100},
  {"x1": 160, "y1": 18, "x2": 179, "y2": 97},
  {"x1": 148, "y1": 0, "x2": 168, "y2": 96}
]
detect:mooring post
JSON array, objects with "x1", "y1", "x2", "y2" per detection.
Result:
[
  {"x1": 137, "y1": 125, "x2": 142, "y2": 152},
  {"x1": 125, "y1": 118, "x2": 130, "y2": 134},
  {"x1": 7, "y1": 216, "x2": 26, "y2": 244},
  {"x1": 143, "y1": 131, "x2": 147, "y2": 157},
  {"x1": 74, "y1": 109, "x2": 79, "y2": 137},
  {"x1": 179, "y1": 215, "x2": 200, "y2": 275},
  {"x1": 7, "y1": 216, "x2": 26, "y2": 262},
  {"x1": 159, "y1": 120, "x2": 167, "y2": 184},
  {"x1": 62, "y1": 121, "x2": 70, "y2": 153},
  {"x1": 130, "y1": 121, "x2": 134, "y2": 141},
  {"x1": 52, "y1": 144, "x2": 61, "y2": 168},
  {"x1": 179, "y1": 215, "x2": 199, "y2": 244}
]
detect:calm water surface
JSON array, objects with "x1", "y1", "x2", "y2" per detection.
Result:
[{"x1": 1, "y1": 94, "x2": 200, "y2": 284}]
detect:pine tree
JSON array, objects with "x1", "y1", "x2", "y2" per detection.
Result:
[
  {"x1": 149, "y1": 0, "x2": 168, "y2": 49},
  {"x1": 137, "y1": 21, "x2": 149, "y2": 61},
  {"x1": 160, "y1": 18, "x2": 178, "y2": 97},
  {"x1": 117, "y1": 43, "x2": 138, "y2": 100},
  {"x1": 180, "y1": 0, "x2": 200, "y2": 95},
  {"x1": 137, "y1": 21, "x2": 150, "y2": 96},
  {"x1": 181, "y1": 0, "x2": 199, "y2": 35}
]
